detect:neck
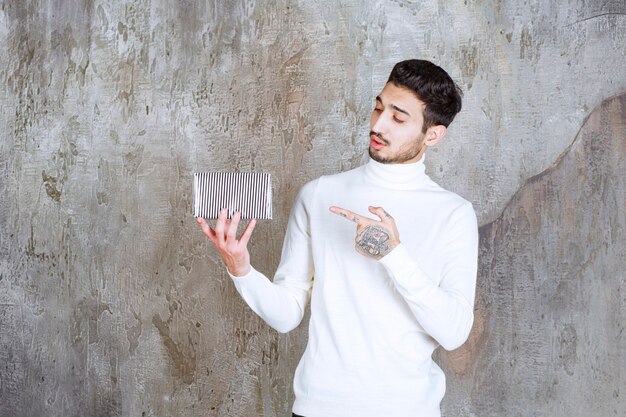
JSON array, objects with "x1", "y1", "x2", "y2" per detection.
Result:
[
  {"x1": 363, "y1": 154, "x2": 428, "y2": 190},
  {"x1": 411, "y1": 144, "x2": 427, "y2": 163}
]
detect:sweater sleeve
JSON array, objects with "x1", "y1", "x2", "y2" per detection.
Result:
[
  {"x1": 379, "y1": 202, "x2": 478, "y2": 350},
  {"x1": 228, "y1": 181, "x2": 316, "y2": 333}
]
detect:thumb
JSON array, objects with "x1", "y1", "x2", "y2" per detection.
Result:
[{"x1": 368, "y1": 206, "x2": 392, "y2": 223}]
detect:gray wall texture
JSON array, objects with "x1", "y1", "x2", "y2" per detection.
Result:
[{"x1": 0, "y1": 0, "x2": 624, "y2": 416}]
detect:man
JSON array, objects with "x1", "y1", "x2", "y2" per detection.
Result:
[{"x1": 198, "y1": 59, "x2": 478, "y2": 417}]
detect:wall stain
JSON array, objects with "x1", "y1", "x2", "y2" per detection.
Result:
[
  {"x1": 26, "y1": 224, "x2": 54, "y2": 263},
  {"x1": 519, "y1": 25, "x2": 540, "y2": 62},
  {"x1": 125, "y1": 308, "x2": 142, "y2": 356},
  {"x1": 453, "y1": 93, "x2": 626, "y2": 413},
  {"x1": 152, "y1": 299, "x2": 197, "y2": 384},
  {"x1": 50, "y1": 25, "x2": 89, "y2": 92},
  {"x1": 70, "y1": 295, "x2": 112, "y2": 351},
  {"x1": 42, "y1": 170, "x2": 62, "y2": 202},
  {"x1": 234, "y1": 327, "x2": 258, "y2": 358},
  {"x1": 557, "y1": 324, "x2": 578, "y2": 376},
  {"x1": 458, "y1": 39, "x2": 479, "y2": 90},
  {"x1": 261, "y1": 338, "x2": 279, "y2": 366},
  {"x1": 123, "y1": 144, "x2": 144, "y2": 176}
]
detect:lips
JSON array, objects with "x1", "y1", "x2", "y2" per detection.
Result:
[{"x1": 370, "y1": 134, "x2": 386, "y2": 150}]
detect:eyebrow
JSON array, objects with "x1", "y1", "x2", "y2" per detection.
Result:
[{"x1": 375, "y1": 96, "x2": 411, "y2": 118}]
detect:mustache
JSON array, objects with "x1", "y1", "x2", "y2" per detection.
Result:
[{"x1": 370, "y1": 131, "x2": 389, "y2": 145}]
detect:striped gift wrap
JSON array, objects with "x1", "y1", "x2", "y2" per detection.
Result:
[{"x1": 192, "y1": 172, "x2": 272, "y2": 220}]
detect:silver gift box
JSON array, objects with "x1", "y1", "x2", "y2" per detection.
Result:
[{"x1": 192, "y1": 172, "x2": 272, "y2": 220}]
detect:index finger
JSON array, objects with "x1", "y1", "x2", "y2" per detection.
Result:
[{"x1": 329, "y1": 206, "x2": 371, "y2": 224}]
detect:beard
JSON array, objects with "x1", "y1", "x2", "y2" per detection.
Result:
[{"x1": 368, "y1": 131, "x2": 426, "y2": 164}]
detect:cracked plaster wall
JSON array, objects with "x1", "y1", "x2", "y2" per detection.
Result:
[{"x1": 0, "y1": 0, "x2": 624, "y2": 416}]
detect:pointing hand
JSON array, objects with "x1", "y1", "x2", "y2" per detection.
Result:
[{"x1": 329, "y1": 205, "x2": 400, "y2": 260}]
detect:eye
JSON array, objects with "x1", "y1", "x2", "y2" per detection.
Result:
[
  {"x1": 373, "y1": 107, "x2": 382, "y2": 113},
  {"x1": 393, "y1": 116, "x2": 405, "y2": 123}
]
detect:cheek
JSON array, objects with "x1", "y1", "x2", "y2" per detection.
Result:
[
  {"x1": 370, "y1": 112, "x2": 378, "y2": 128},
  {"x1": 395, "y1": 131, "x2": 420, "y2": 149}
]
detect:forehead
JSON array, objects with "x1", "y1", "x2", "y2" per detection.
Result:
[{"x1": 378, "y1": 83, "x2": 425, "y2": 118}]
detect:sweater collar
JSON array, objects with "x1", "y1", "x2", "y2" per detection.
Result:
[{"x1": 363, "y1": 155, "x2": 428, "y2": 190}]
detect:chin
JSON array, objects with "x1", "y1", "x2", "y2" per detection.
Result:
[
  {"x1": 369, "y1": 148, "x2": 392, "y2": 164},
  {"x1": 369, "y1": 147, "x2": 421, "y2": 164}
]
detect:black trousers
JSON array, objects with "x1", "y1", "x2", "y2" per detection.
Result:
[{"x1": 292, "y1": 414, "x2": 304, "y2": 417}]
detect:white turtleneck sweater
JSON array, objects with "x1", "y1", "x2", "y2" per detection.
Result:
[{"x1": 229, "y1": 157, "x2": 478, "y2": 417}]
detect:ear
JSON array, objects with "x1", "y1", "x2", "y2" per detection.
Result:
[{"x1": 423, "y1": 125, "x2": 447, "y2": 147}]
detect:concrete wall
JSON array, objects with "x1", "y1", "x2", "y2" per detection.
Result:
[{"x1": 0, "y1": 1, "x2": 624, "y2": 416}]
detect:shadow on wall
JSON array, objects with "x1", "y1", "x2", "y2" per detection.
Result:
[{"x1": 438, "y1": 92, "x2": 625, "y2": 417}]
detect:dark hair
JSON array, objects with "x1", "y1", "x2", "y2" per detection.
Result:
[{"x1": 387, "y1": 59, "x2": 463, "y2": 132}]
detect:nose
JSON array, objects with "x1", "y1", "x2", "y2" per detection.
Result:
[{"x1": 371, "y1": 111, "x2": 389, "y2": 135}]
